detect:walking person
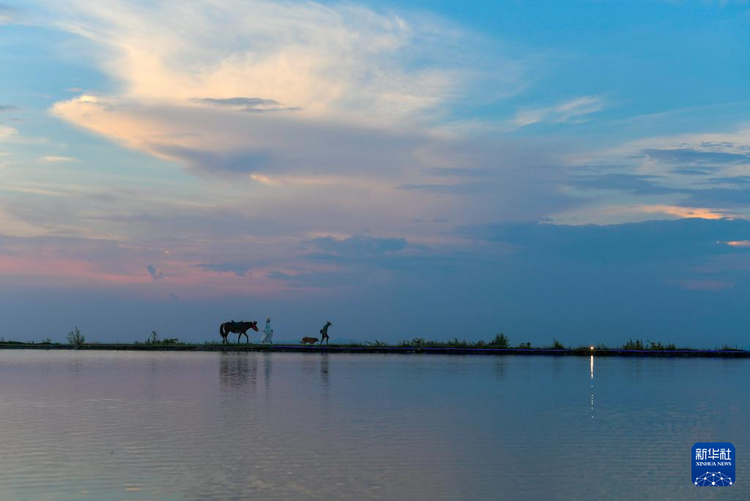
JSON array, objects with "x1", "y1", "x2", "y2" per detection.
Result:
[
  {"x1": 261, "y1": 317, "x2": 274, "y2": 344},
  {"x1": 320, "y1": 321, "x2": 332, "y2": 345}
]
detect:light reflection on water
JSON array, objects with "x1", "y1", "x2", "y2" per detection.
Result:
[
  {"x1": 591, "y1": 354, "x2": 595, "y2": 419},
  {"x1": 0, "y1": 351, "x2": 747, "y2": 500}
]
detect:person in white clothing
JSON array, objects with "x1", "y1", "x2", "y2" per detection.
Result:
[{"x1": 261, "y1": 318, "x2": 274, "y2": 344}]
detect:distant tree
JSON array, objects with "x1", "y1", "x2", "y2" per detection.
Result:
[
  {"x1": 647, "y1": 340, "x2": 664, "y2": 350},
  {"x1": 490, "y1": 332, "x2": 510, "y2": 348},
  {"x1": 552, "y1": 338, "x2": 566, "y2": 349},
  {"x1": 66, "y1": 327, "x2": 85, "y2": 346},
  {"x1": 622, "y1": 339, "x2": 645, "y2": 350}
]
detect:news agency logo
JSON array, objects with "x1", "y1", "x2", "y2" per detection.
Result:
[{"x1": 692, "y1": 442, "x2": 735, "y2": 487}]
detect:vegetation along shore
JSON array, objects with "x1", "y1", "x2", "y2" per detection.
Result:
[{"x1": 0, "y1": 331, "x2": 747, "y2": 358}]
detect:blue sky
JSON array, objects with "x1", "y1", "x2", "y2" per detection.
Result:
[{"x1": 1, "y1": 0, "x2": 750, "y2": 347}]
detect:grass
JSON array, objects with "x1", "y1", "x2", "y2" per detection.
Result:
[
  {"x1": 134, "y1": 331, "x2": 181, "y2": 346},
  {"x1": 622, "y1": 339, "x2": 678, "y2": 350}
]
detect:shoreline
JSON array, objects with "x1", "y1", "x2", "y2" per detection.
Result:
[{"x1": 0, "y1": 343, "x2": 748, "y2": 357}]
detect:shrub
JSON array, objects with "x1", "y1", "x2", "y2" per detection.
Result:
[
  {"x1": 490, "y1": 332, "x2": 510, "y2": 349},
  {"x1": 144, "y1": 331, "x2": 180, "y2": 345},
  {"x1": 66, "y1": 327, "x2": 85, "y2": 346},
  {"x1": 622, "y1": 339, "x2": 645, "y2": 350},
  {"x1": 647, "y1": 340, "x2": 665, "y2": 350},
  {"x1": 552, "y1": 338, "x2": 566, "y2": 349},
  {"x1": 720, "y1": 344, "x2": 741, "y2": 351},
  {"x1": 447, "y1": 337, "x2": 468, "y2": 348},
  {"x1": 146, "y1": 331, "x2": 160, "y2": 344},
  {"x1": 517, "y1": 341, "x2": 532, "y2": 349}
]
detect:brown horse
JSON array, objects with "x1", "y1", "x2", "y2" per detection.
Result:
[{"x1": 220, "y1": 321, "x2": 258, "y2": 344}]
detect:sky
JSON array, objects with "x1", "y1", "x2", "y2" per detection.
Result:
[{"x1": 1, "y1": 0, "x2": 750, "y2": 347}]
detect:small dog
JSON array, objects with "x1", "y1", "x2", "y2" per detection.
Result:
[{"x1": 301, "y1": 337, "x2": 319, "y2": 346}]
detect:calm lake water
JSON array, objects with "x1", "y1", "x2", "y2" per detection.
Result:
[{"x1": 0, "y1": 350, "x2": 747, "y2": 500}]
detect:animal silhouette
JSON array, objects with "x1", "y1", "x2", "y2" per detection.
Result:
[{"x1": 220, "y1": 321, "x2": 259, "y2": 344}]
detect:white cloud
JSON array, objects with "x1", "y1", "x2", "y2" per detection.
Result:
[
  {"x1": 0, "y1": 124, "x2": 17, "y2": 139},
  {"x1": 3, "y1": 0, "x2": 570, "y2": 262},
  {"x1": 40, "y1": 0, "x2": 522, "y2": 124},
  {"x1": 40, "y1": 155, "x2": 78, "y2": 163},
  {"x1": 512, "y1": 96, "x2": 607, "y2": 129},
  {"x1": 0, "y1": 4, "x2": 19, "y2": 24},
  {"x1": 30, "y1": 0, "x2": 540, "y2": 198}
]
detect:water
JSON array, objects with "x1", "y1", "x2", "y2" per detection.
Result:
[{"x1": 0, "y1": 351, "x2": 747, "y2": 500}]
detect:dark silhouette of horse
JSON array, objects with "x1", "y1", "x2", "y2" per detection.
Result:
[{"x1": 220, "y1": 320, "x2": 258, "y2": 344}]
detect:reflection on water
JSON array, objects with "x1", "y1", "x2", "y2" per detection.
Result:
[
  {"x1": 219, "y1": 352, "x2": 257, "y2": 388},
  {"x1": 0, "y1": 351, "x2": 747, "y2": 500},
  {"x1": 590, "y1": 355, "x2": 595, "y2": 419},
  {"x1": 320, "y1": 353, "x2": 329, "y2": 388}
]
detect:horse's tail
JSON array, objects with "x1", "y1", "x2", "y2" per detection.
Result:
[{"x1": 220, "y1": 323, "x2": 226, "y2": 336}]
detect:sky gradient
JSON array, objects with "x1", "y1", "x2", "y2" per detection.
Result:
[{"x1": 1, "y1": 0, "x2": 750, "y2": 347}]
